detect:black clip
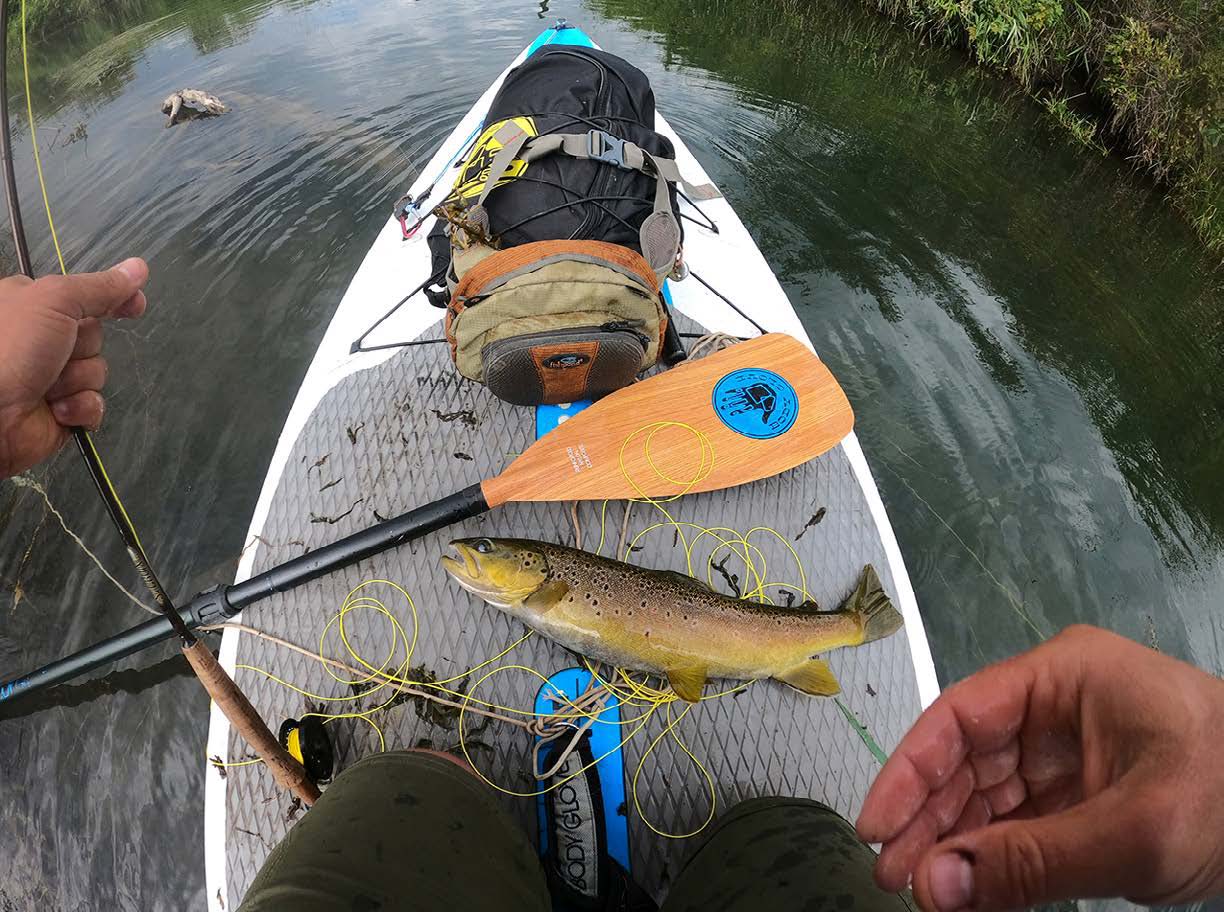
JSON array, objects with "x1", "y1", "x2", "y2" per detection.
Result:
[
  {"x1": 187, "y1": 585, "x2": 237, "y2": 625},
  {"x1": 586, "y1": 129, "x2": 629, "y2": 170}
]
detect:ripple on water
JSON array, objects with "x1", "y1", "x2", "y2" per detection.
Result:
[{"x1": 1, "y1": 1, "x2": 1221, "y2": 910}]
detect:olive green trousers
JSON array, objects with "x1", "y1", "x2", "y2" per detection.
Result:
[{"x1": 239, "y1": 751, "x2": 913, "y2": 912}]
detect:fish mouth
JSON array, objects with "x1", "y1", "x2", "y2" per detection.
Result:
[
  {"x1": 441, "y1": 541, "x2": 481, "y2": 583},
  {"x1": 442, "y1": 540, "x2": 513, "y2": 604},
  {"x1": 441, "y1": 540, "x2": 537, "y2": 611}
]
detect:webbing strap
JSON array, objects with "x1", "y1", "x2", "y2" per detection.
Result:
[
  {"x1": 472, "y1": 126, "x2": 690, "y2": 280},
  {"x1": 522, "y1": 130, "x2": 686, "y2": 277},
  {"x1": 475, "y1": 121, "x2": 535, "y2": 209}
]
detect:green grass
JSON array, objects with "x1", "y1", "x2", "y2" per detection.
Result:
[
  {"x1": 13, "y1": 0, "x2": 1223, "y2": 256},
  {"x1": 6, "y1": 0, "x2": 155, "y2": 38},
  {"x1": 1042, "y1": 92, "x2": 1108, "y2": 151},
  {"x1": 843, "y1": 0, "x2": 1224, "y2": 254}
]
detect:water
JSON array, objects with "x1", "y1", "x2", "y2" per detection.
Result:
[{"x1": 0, "y1": 0, "x2": 1219, "y2": 907}]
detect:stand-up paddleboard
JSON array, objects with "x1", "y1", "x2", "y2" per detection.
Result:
[{"x1": 203, "y1": 22, "x2": 938, "y2": 910}]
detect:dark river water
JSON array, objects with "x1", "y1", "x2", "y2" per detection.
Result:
[{"x1": 0, "y1": 0, "x2": 1220, "y2": 907}]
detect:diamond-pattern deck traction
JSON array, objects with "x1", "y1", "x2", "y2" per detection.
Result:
[{"x1": 225, "y1": 320, "x2": 921, "y2": 903}]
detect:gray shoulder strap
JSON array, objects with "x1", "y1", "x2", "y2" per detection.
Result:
[
  {"x1": 471, "y1": 126, "x2": 703, "y2": 282},
  {"x1": 637, "y1": 148, "x2": 682, "y2": 278}
]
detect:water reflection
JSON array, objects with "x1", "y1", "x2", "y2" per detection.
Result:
[
  {"x1": 593, "y1": 0, "x2": 1223, "y2": 674},
  {"x1": 0, "y1": 0, "x2": 1220, "y2": 908}
]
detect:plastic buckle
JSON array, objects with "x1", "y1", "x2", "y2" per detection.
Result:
[{"x1": 586, "y1": 129, "x2": 629, "y2": 170}]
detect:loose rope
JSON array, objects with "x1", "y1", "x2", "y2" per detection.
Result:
[{"x1": 8, "y1": 475, "x2": 157, "y2": 615}]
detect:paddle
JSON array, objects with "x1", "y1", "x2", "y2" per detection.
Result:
[{"x1": 0, "y1": 333, "x2": 853, "y2": 705}]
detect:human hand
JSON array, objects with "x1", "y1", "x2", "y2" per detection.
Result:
[
  {"x1": 0, "y1": 259, "x2": 148, "y2": 478},
  {"x1": 856, "y1": 624, "x2": 1224, "y2": 910}
]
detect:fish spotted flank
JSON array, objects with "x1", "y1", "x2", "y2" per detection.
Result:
[{"x1": 441, "y1": 538, "x2": 902, "y2": 702}]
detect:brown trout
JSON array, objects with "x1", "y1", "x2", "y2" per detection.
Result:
[{"x1": 441, "y1": 537, "x2": 903, "y2": 702}]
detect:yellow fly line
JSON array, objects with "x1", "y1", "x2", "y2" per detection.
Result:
[
  {"x1": 18, "y1": 0, "x2": 150, "y2": 560},
  {"x1": 214, "y1": 418, "x2": 873, "y2": 840},
  {"x1": 13, "y1": 3, "x2": 876, "y2": 837},
  {"x1": 20, "y1": 0, "x2": 66, "y2": 275}
]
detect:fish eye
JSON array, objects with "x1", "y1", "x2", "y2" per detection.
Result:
[{"x1": 474, "y1": 539, "x2": 494, "y2": 554}]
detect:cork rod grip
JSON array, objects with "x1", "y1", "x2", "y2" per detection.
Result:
[{"x1": 183, "y1": 640, "x2": 321, "y2": 806}]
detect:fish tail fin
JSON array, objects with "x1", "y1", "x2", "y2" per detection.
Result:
[{"x1": 846, "y1": 564, "x2": 903, "y2": 644}]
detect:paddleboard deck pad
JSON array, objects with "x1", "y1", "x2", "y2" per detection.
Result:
[{"x1": 205, "y1": 23, "x2": 938, "y2": 910}]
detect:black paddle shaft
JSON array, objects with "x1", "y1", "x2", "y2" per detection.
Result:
[{"x1": 0, "y1": 484, "x2": 490, "y2": 704}]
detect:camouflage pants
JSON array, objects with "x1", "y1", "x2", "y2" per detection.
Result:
[{"x1": 239, "y1": 751, "x2": 913, "y2": 912}]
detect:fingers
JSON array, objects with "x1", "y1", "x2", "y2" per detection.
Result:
[
  {"x1": 872, "y1": 763, "x2": 982, "y2": 890},
  {"x1": 983, "y1": 773, "x2": 1027, "y2": 817},
  {"x1": 71, "y1": 318, "x2": 103, "y2": 359},
  {"x1": 46, "y1": 356, "x2": 107, "y2": 401},
  {"x1": 115, "y1": 288, "x2": 148, "y2": 320},
  {"x1": 857, "y1": 659, "x2": 1033, "y2": 844},
  {"x1": 858, "y1": 626, "x2": 1103, "y2": 849},
  {"x1": 858, "y1": 632, "x2": 1100, "y2": 895},
  {"x1": 49, "y1": 390, "x2": 104, "y2": 430},
  {"x1": 876, "y1": 806, "x2": 941, "y2": 890},
  {"x1": 927, "y1": 763, "x2": 977, "y2": 831},
  {"x1": 869, "y1": 764, "x2": 1035, "y2": 892},
  {"x1": 970, "y1": 742, "x2": 1019, "y2": 789},
  {"x1": 947, "y1": 794, "x2": 992, "y2": 836},
  {"x1": 865, "y1": 627, "x2": 1224, "y2": 908},
  {"x1": 912, "y1": 790, "x2": 1158, "y2": 911},
  {"x1": 857, "y1": 752, "x2": 935, "y2": 846},
  {"x1": 31, "y1": 258, "x2": 149, "y2": 320}
]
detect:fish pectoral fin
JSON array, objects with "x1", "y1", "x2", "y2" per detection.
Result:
[
  {"x1": 666, "y1": 664, "x2": 708, "y2": 703},
  {"x1": 775, "y1": 659, "x2": 840, "y2": 697},
  {"x1": 521, "y1": 580, "x2": 569, "y2": 613}
]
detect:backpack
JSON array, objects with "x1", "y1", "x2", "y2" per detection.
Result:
[{"x1": 427, "y1": 46, "x2": 690, "y2": 406}]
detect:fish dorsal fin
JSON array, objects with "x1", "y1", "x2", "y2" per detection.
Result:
[
  {"x1": 775, "y1": 659, "x2": 840, "y2": 696},
  {"x1": 666, "y1": 664, "x2": 708, "y2": 703},
  {"x1": 521, "y1": 579, "x2": 569, "y2": 613},
  {"x1": 659, "y1": 570, "x2": 715, "y2": 592}
]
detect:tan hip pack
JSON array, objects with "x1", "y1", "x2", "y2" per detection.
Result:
[{"x1": 445, "y1": 239, "x2": 667, "y2": 405}]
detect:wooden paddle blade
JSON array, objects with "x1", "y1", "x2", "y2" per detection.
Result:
[{"x1": 481, "y1": 333, "x2": 853, "y2": 506}]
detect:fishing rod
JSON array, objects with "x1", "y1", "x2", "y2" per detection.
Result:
[
  {"x1": 0, "y1": 333, "x2": 855, "y2": 705},
  {"x1": 0, "y1": 0, "x2": 179, "y2": 621},
  {"x1": 0, "y1": 1, "x2": 318, "y2": 803}
]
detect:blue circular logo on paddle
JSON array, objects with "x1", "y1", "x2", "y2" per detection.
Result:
[{"x1": 712, "y1": 368, "x2": 798, "y2": 439}]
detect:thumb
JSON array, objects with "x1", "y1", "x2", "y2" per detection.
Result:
[
  {"x1": 36, "y1": 258, "x2": 149, "y2": 320},
  {"x1": 912, "y1": 790, "x2": 1159, "y2": 911}
]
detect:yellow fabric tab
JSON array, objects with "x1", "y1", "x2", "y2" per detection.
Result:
[{"x1": 286, "y1": 726, "x2": 304, "y2": 764}]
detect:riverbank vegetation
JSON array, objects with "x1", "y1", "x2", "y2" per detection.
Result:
[
  {"x1": 12, "y1": 0, "x2": 1223, "y2": 256},
  {"x1": 7, "y1": 0, "x2": 151, "y2": 37},
  {"x1": 854, "y1": 0, "x2": 1223, "y2": 254}
]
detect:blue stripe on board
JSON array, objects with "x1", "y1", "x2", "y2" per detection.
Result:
[
  {"x1": 534, "y1": 668, "x2": 631, "y2": 873},
  {"x1": 526, "y1": 23, "x2": 595, "y2": 57}
]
